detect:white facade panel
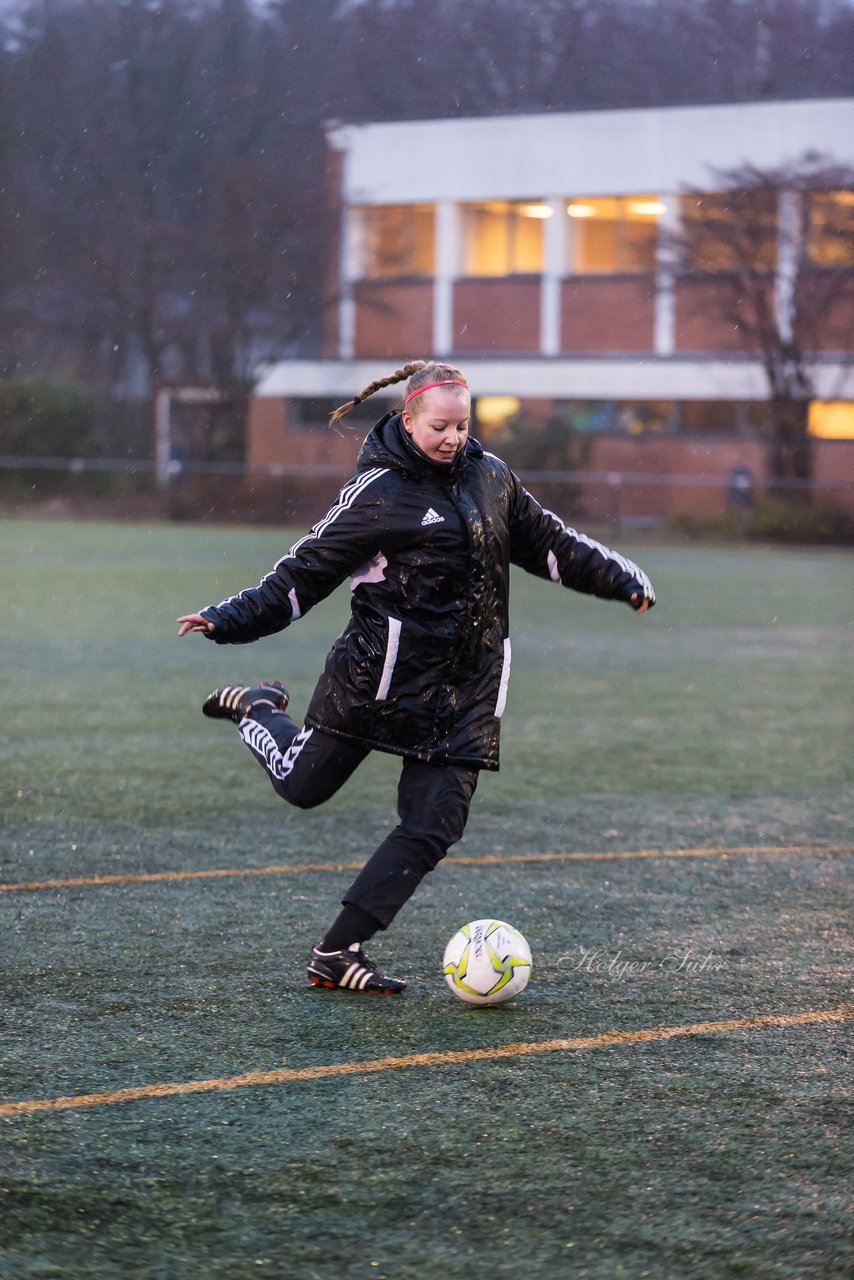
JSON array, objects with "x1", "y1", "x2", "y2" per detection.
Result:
[
  {"x1": 255, "y1": 358, "x2": 851, "y2": 403},
  {"x1": 331, "y1": 99, "x2": 854, "y2": 204}
]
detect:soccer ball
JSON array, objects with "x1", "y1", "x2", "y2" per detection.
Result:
[{"x1": 442, "y1": 919, "x2": 532, "y2": 1005}]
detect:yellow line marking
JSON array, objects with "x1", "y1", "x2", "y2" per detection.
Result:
[
  {"x1": 452, "y1": 844, "x2": 854, "y2": 867},
  {"x1": 1, "y1": 1005, "x2": 849, "y2": 1118},
  {"x1": 0, "y1": 861, "x2": 367, "y2": 893},
  {"x1": 0, "y1": 844, "x2": 851, "y2": 895}
]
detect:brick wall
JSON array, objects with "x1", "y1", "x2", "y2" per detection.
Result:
[
  {"x1": 248, "y1": 396, "x2": 854, "y2": 518},
  {"x1": 562, "y1": 277, "x2": 655, "y2": 351},
  {"x1": 674, "y1": 277, "x2": 763, "y2": 352},
  {"x1": 453, "y1": 279, "x2": 541, "y2": 352},
  {"x1": 353, "y1": 281, "x2": 433, "y2": 358}
]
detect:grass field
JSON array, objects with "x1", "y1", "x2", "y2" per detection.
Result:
[{"x1": 1, "y1": 518, "x2": 852, "y2": 1280}]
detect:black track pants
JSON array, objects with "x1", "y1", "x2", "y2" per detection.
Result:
[{"x1": 238, "y1": 706, "x2": 479, "y2": 928}]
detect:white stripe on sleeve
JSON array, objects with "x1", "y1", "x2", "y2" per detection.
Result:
[{"x1": 283, "y1": 468, "x2": 390, "y2": 560}]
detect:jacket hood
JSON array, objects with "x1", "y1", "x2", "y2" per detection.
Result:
[{"x1": 357, "y1": 411, "x2": 483, "y2": 483}]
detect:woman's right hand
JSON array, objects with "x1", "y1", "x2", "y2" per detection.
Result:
[{"x1": 177, "y1": 613, "x2": 216, "y2": 637}]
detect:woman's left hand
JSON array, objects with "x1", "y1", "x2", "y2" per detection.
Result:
[{"x1": 177, "y1": 613, "x2": 215, "y2": 637}]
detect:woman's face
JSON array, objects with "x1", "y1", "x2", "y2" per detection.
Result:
[{"x1": 402, "y1": 387, "x2": 471, "y2": 463}]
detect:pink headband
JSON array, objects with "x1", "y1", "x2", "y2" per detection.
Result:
[{"x1": 404, "y1": 379, "x2": 468, "y2": 405}]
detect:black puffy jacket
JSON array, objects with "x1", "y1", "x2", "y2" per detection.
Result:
[{"x1": 202, "y1": 412, "x2": 655, "y2": 771}]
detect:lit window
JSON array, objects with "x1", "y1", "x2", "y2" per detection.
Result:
[
  {"x1": 679, "y1": 191, "x2": 777, "y2": 272},
  {"x1": 807, "y1": 191, "x2": 854, "y2": 268},
  {"x1": 475, "y1": 396, "x2": 520, "y2": 433},
  {"x1": 566, "y1": 196, "x2": 661, "y2": 274},
  {"x1": 355, "y1": 204, "x2": 435, "y2": 278},
  {"x1": 809, "y1": 401, "x2": 854, "y2": 439},
  {"x1": 460, "y1": 201, "x2": 545, "y2": 275}
]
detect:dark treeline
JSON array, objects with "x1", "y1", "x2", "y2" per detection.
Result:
[{"x1": 1, "y1": 0, "x2": 852, "y2": 450}]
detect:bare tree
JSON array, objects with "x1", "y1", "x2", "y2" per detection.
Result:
[
  {"x1": 676, "y1": 154, "x2": 854, "y2": 487},
  {"x1": 6, "y1": 0, "x2": 204, "y2": 391},
  {"x1": 2, "y1": 0, "x2": 853, "y2": 464},
  {"x1": 5, "y1": 0, "x2": 327, "y2": 451},
  {"x1": 185, "y1": 0, "x2": 329, "y2": 448}
]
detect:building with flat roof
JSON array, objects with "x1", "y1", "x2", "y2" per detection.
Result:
[{"x1": 248, "y1": 98, "x2": 854, "y2": 518}]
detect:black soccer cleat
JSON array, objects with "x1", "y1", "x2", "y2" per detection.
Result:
[
  {"x1": 202, "y1": 681, "x2": 289, "y2": 724},
  {"x1": 307, "y1": 944, "x2": 407, "y2": 994}
]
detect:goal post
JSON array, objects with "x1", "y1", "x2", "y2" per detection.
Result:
[{"x1": 154, "y1": 385, "x2": 230, "y2": 487}]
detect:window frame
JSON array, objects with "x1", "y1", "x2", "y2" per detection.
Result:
[
  {"x1": 565, "y1": 195, "x2": 662, "y2": 276},
  {"x1": 354, "y1": 203, "x2": 436, "y2": 280},
  {"x1": 459, "y1": 199, "x2": 547, "y2": 277}
]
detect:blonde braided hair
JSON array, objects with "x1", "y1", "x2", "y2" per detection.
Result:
[{"x1": 329, "y1": 360, "x2": 469, "y2": 427}]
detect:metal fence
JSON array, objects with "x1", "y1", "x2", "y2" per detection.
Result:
[
  {"x1": 1, "y1": 454, "x2": 851, "y2": 532},
  {"x1": 3, "y1": 454, "x2": 848, "y2": 491}
]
